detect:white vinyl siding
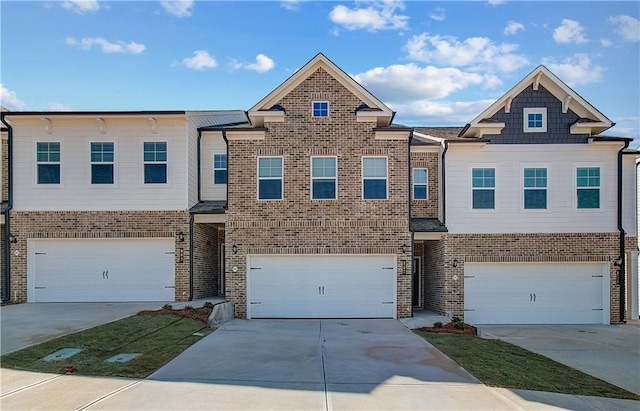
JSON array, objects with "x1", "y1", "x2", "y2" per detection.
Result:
[
  {"x1": 445, "y1": 144, "x2": 619, "y2": 234},
  {"x1": 200, "y1": 131, "x2": 227, "y2": 201}
]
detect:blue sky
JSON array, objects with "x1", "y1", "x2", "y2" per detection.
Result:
[{"x1": 2, "y1": 1, "x2": 639, "y2": 145}]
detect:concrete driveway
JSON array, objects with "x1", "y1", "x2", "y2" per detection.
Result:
[{"x1": 479, "y1": 324, "x2": 640, "y2": 395}]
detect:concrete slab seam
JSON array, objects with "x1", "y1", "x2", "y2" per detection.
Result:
[
  {"x1": 319, "y1": 320, "x2": 329, "y2": 411},
  {"x1": 485, "y1": 387, "x2": 528, "y2": 411},
  {"x1": 0, "y1": 374, "x2": 62, "y2": 397},
  {"x1": 76, "y1": 379, "x2": 142, "y2": 410}
]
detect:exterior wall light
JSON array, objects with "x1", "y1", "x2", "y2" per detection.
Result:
[
  {"x1": 232, "y1": 244, "x2": 238, "y2": 255},
  {"x1": 612, "y1": 256, "x2": 623, "y2": 267},
  {"x1": 400, "y1": 243, "x2": 407, "y2": 254},
  {"x1": 452, "y1": 258, "x2": 459, "y2": 268},
  {"x1": 176, "y1": 231, "x2": 185, "y2": 242},
  {"x1": 9, "y1": 233, "x2": 17, "y2": 244}
]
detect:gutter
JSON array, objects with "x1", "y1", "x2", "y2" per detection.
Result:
[
  {"x1": 618, "y1": 139, "x2": 630, "y2": 323},
  {"x1": 1, "y1": 113, "x2": 13, "y2": 302},
  {"x1": 441, "y1": 140, "x2": 449, "y2": 225}
]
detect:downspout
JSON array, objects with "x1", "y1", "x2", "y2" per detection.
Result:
[
  {"x1": 188, "y1": 212, "x2": 194, "y2": 301},
  {"x1": 408, "y1": 129, "x2": 413, "y2": 318},
  {"x1": 441, "y1": 140, "x2": 449, "y2": 225},
  {"x1": 221, "y1": 130, "x2": 229, "y2": 210},
  {"x1": 618, "y1": 140, "x2": 630, "y2": 323},
  {"x1": 197, "y1": 129, "x2": 202, "y2": 202},
  {"x1": 1, "y1": 113, "x2": 12, "y2": 302}
]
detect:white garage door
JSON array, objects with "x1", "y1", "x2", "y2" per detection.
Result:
[
  {"x1": 248, "y1": 255, "x2": 396, "y2": 319},
  {"x1": 464, "y1": 263, "x2": 608, "y2": 324},
  {"x1": 29, "y1": 238, "x2": 175, "y2": 302}
]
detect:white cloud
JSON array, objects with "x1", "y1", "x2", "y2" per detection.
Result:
[
  {"x1": 245, "y1": 54, "x2": 275, "y2": 73},
  {"x1": 353, "y1": 64, "x2": 501, "y2": 102},
  {"x1": 487, "y1": 0, "x2": 506, "y2": 5},
  {"x1": 61, "y1": 1, "x2": 100, "y2": 14},
  {"x1": 405, "y1": 33, "x2": 529, "y2": 73},
  {"x1": 391, "y1": 99, "x2": 496, "y2": 125},
  {"x1": 429, "y1": 7, "x2": 446, "y2": 22},
  {"x1": 329, "y1": 1, "x2": 409, "y2": 32},
  {"x1": 542, "y1": 54, "x2": 604, "y2": 86},
  {"x1": 553, "y1": 19, "x2": 588, "y2": 44},
  {"x1": 180, "y1": 50, "x2": 218, "y2": 70},
  {"x1": 65, "y1": 37, "x2": 145, "y2": 54},
  {"x1": 504, "y1": 21, "x2": 524, "y2": 36},
  {"x1": 160, "y1": 0, "x2": 194, "y2": 17},
  {"x1": 609, "y1": 15, "x2": 640, "y2": 42},
  {"x1": 0, "y1": 84, "x2": 27, "y2": 110},
  {"x1": 46, "y1": 102, "x2": 73, "y2": 111},
  {"x1": 280, "y1": 0, "x2": 302, "y2": 11},
  {"x1": 600, "y1": 39, "x2": 613, "y2": 47}
]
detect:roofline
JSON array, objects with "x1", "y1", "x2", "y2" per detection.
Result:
[
  {"x1": 446, "y1": 138, "x2": 491, "y2": 143},
  {"x1": 2, "y1": 110, "x2": 186, "y2": 116},
  {"x1": 198, "y1": 123, "x2": 259, "y2": 132},
  {"x1": 591, "y1": 136, "x2": 634, "y2": 142}
]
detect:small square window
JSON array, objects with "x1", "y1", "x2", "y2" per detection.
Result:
[
  {"x1": 312, "y1": 101, "x2": 329, "y2": 117},
  {"x1": 523, "y1": 108, "x2": 547, "y2": 133}
]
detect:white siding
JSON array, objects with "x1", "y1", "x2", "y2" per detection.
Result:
[
  {"x1": 623, "y1": 155, "x2": 638, "y2": 236},
  {"x1": 200, "y1": 131, "x2": 227, "y2": 201},
  {"x1": 445, "y1": 143, "x2": 622, "y2": 234},
  {"x1": 12, "y1": 118, "x2": 189, "y2": 211}
]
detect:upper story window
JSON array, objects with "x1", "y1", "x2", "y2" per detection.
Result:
[
  {"x1": 91, "y1": 142, "x2": 114, "y2": 185},
  {"x1": 312, "y1": 101, "x2": 329, "y2": 118},
  {"x1": 311, "y1": 156, "x2": 337, "y2": 200},
  {"x1": 258, "y1": 157, "x2": 283, "y2": 200},
  {"x1": 576, "y1": 167, "x2": 600, "y2": 209},
  {"x1": 523, "y1": 108, "x2": 547, "y2": 133},
  {"x1": 413, "y1": 168, "x2": 428, "y2": 200},
  {"x1": 362, "y1": 157, "x2": 387, "y2": 200},
  {"x1": 36, "y1": 142, "x2": 61, "y2": 185},
  {"x1": 472, "y1": 168, "x2": 495, "y2": 209},
  {"x1": 214, "y1": 154, "x2": 227, "y2": 184},
  {"x1": 523, "y1": 167, "x2": 547, "y2": 209},
  {"x1": 143, "y1": 142, "x2": 167, "y2": 184}
]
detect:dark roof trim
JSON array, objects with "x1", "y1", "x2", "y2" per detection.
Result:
[
  {"x1": 189, "y1": 201, "x2": 227, "y2": 214},
  {"x1": 3, "y1": 110, "x2": 186, "y2": 116},
  {"x1": 199, "y1": 124, "x2": 264, "y2": 132},
  {"x1": 410, "y1": 218, "x2": 448, "y2": 233},
  {"x1": 591, "y1": 136, "x2": 634, "y2": 142},
  {"x1": 446, "y1": 138, "x2": 490, "y2": 144}
]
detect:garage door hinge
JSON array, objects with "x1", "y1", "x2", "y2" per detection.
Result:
[
  {"x1": 591, "y1": 275, "x2": 603, "y2": 278},
  {"x1": 165, "y1": 251, "x2": 175, "y2": 255},
  {"x1": 250, "y1": 267, "x2": 262, "y2": 270},
  {"x1": 464, "y1": 275, "x2": 475, "y2": 278},
  {"x1": 250, "y1": 302, "x2": 262, "y2": 305},
  {"x1": 382, "y1": 267, "x2": 394, "y2": 270},
  {"x1": 463, "y1": 309, "x2": 475, "y2": 311},
  {"x1": 382, "y1": 301, "x2": 394, "y2": 304},
  {"x1": 35, "y1": 252, "x2": 46, "y2": 255},
  {"x1": 164, "y1": 286, "x2": 175, "y2": 289},
  {"x1": 35, "y1": 286, "x2": 46, "y2": 289},
  {"x1": 592, "y1": 308, "x2": 603, "y2": 311}
]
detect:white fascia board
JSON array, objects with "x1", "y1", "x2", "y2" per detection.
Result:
[
  {"x1": 571, "y1": 121, "x2": 614, "y2": 135},
  {"x1": 194, "y1": 214, "x2": 226, "y2": 223},
  {"x1": 226, "y1": 130, "x2": 266, "y2": 141},
  {"x1": 414, "y1": 232, "x2": 446, "y2": 240},
  {"x1": 413, "y1": 132, "x2": 444, "y2": 144},
  {"x1": 374, "y1": 130, "x2": 410, "y2": 140}
]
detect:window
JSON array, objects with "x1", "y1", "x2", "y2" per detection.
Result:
[
  {"x1": 413, "y1": 168, "x2": 428, "y2": 200},
  {"x1": 36, "y1": 142, "x2": 61, "y2": 184},
  {"x1": 311, "y1": 157, "x2": 337, "y2": 199},
  {"x1": 312, "y1": 101, "x2": 329, "y2": 118},
  {"x1": 523, "y1": 108, "x2": 547, "y2": 133},
  {"x1": 472, "y1": 168, "x2": 495, "y2": 209},
  {"x1": 214, "y1": 154, "x2": 227, "y2": 184},
  {"x1": 91, "y1": 142, "x2": 114, "y2": 184},
  {"x1": 258, "y1": 157, "x2": 283, "y2": 200},
  {"x1": 143, "y1": 142, "x2": 167, "y2": 184},
  {"x1": 523, "y1": 168, "x2": 547, "y2": 209},
  {"x1": 577, "y1": 167, "x2": 600, "y2": 209},
  {"x1": 363, "y1": 157, "x2": 387, "y2": 200}
]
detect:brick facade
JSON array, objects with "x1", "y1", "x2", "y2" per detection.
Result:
[
  {"x1": 2, "y1": 137, "x2": 7, "y2": 201},
  {"x1": 8, "y1": 211, "x2": 191, "y2": 303},
  {"x1": 192, "y1": 222, "x2": 219, "y2": 299},
  {"x1": 226, "y1": 67, "x2": 412, "y2": 318},
  {"x1": 410, "y1": 151, "x2": 439, "y2": 218}
]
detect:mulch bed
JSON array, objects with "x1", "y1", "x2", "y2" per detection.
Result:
[
  {"x1": 416, "y1": 321, "x2": 478, "y2": 336},
  {"x1": 138, "y1": 306, "x2": 213, "y2": 325}
]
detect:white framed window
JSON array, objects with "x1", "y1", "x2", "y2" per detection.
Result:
[
  {"x1": 312, "y1": 101, "x2": 329, "y2": 118},
  {"x1": 36, "y1": 142, "x2": 61, "y2": 185},
  {"x1": 523, "y1": 108, "x2": 547, "y2": 133},
  {"x1": 90, "y1": 142, "x2": 115, "y2": 185},
  {"x1": 258, "y1": 157, "x2": 283, "y2": 200},
  {"x1": 523, "y1": 167, "x2": 547, "y2": 209},
  {"x1": 471, "y1": 167, "x2": 495, "y2": 209},
  {"x1": 213, "y1": 154, "x2": 227, "y2": 185},
  {"x1": 362, "y1": 156, "x2": 388, "y2": 200},
  {"x1": 413, "y1": 168, "x2": 428, "y2": 200},
  {"x1": 143, "y1": 142, "x2": 167, "y2": 184},
  {"x1": 576, "y1": 166, "x2": 600, "y2": 209},
  {"x1": 311, "y1": 156, "x2": 337, "y2": 200}
]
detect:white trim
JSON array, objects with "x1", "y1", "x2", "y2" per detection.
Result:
[
  {"x1": 362, "y1": 156, "x2": 388, "y2": 200},
  {"x1": 414, "y1": 232, "x2": 446, "y2": 240},
  {"x1": 257, "y1": 156, "x2": 284, "y2": 201},
  {"x1": 523, "y1": 107, "x2": 548, "y2": 133},
  {"x1": 374, "y1": 129, "x2": 410, "y2": 140},
  {"x1": 194, "y1": 214, "x2": 226, "y2": 223},
  {"x1": 310, "y1": 156, "x2": 337, "y2": 200},
  {"x1": 412, "y1": 168, "x2": 428, "y2": 200},
  {"x1": 225, "y1": 130, "x2": 266, "y2": 141}
]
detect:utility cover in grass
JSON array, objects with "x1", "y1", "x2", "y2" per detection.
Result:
[
  {"x1": 42, "y1": 348, "x2": 84, "y2": 362},
  {"x1": 104, "y1": 353, "x2": 142, "y2": 364}
]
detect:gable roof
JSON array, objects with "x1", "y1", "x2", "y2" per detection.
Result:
[
  {"x1": 460, "y1": 65, "x2": 613, "y2": 138},
  {"x1": 248, "y1": 53, "x2": 394, "y2": 127}
]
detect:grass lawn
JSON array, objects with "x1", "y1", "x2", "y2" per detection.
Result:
[
  {"x1": 416, "y1": 331, "x2": 640, "y2": 401},
  {"x1": 0, "y1": 314, "x2": 212, "y2": 378}
]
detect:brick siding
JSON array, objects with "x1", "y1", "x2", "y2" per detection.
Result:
[
  {"x1": 2, "y1": 137, "x2": 7, "y2": 201},
  {"x1": 192, "y1": 222, "x2": 219, "y2": 299},
  {"x1": 410, "y1": 151, "x2": 439, "y2": 218}
]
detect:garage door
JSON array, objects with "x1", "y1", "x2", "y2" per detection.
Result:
[
  {"x1": 28, "y1": 238, "x2": 175, "y2": 302},
  {"x1": 247, "y1": 255, "x2": 396, "y2": 319},
  {"x1": 464, "y1": 263, "x2": 608, "y2": 324}
]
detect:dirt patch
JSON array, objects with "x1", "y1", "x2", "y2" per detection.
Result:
[
  {"x1": 138, "y1": 305, "x2": 213, "y2": 325},
  {"x1": 416, "y1": 321, "x2": 478, "y2": 336}
]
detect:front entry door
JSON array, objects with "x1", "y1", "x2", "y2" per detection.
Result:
[{"x1": 412, "y1": 257, "x2": 421, "y2": 306}]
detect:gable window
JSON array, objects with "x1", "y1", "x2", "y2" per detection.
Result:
[
  {"x1": 214, "y1": 154, "x2": 227, "y2": 184},
  {"x1": 312, "y1": 101, "x2": 329, "y2": 118},
  {"x1": 472, "y1": 168, "x2": 495, "y2": 209},
  {"x1": 413, "y1": 168, "x2": 428, "y2": 200},
  {"x1": 258, "y1": 157, "x2": 283, "y2": 200},
  {"x1": 143, "y1": 142, "x2": 167, "y2": 184},
  {"x1": 523, "y1": 168, "x2": 547, "y2": 209},
  {"x1": 576, "y1": 167, "x2": 600, "y2": 209},
  {"x1": 362, "y1": 157, "x2": 387, "y2": 200},
  {"x1": 523, "y1": 108, "x2": 547, "y2": 133},
  {"x1": 311, "y1": 157, "x2": 337, "y2": 199},
  {"x1": 91, "y1": 142, "x2": 114, "y2": 184},
  {"x1": 36, "y1": 142, "x2": 61, "y2": 184}
]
